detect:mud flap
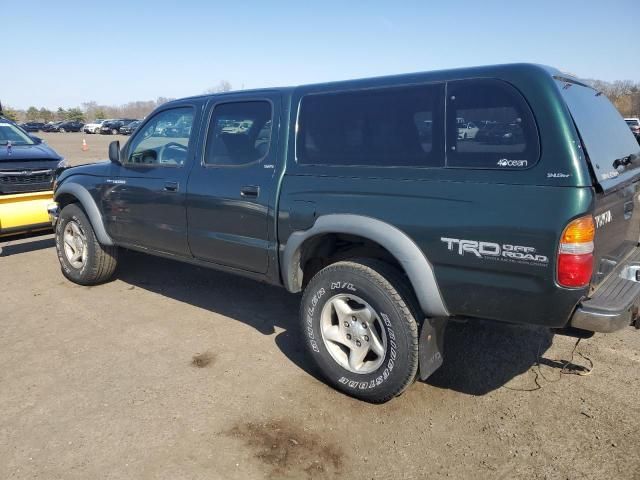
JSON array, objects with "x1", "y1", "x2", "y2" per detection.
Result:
[{"x1": 418, "y1": 317, "x2": 448, "y2": 381}]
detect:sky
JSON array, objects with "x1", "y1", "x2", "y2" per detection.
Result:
[{"x1": 2, "y1": 0, "x2": 639, "y2": 110}]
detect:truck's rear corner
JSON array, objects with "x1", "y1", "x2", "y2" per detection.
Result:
[{"x1": 557, "y1": 76, "x2": 640, "y2": 332}]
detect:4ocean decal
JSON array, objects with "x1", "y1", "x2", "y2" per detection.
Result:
[
  {"x1": 441, "y1": 237, "x2": 549, "y2": 266},
  {"x1": 496, "y1": 158, "x2": 527, "y2": 168}
]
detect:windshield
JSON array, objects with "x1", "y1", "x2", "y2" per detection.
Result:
[
  {"x1": 0, "y1": 121, "x2": 35, "y2": 146},
  {"x1": 558, "y1": 80, "x2": 640, "y2": 187}
]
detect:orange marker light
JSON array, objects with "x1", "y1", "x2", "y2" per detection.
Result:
[{"x1": 561, "y1": 216, "x2": 595, "y2": 244}]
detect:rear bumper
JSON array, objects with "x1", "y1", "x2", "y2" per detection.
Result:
[
  {"x1": 570, "y1": 250, "x2": 640, "y2": 332},
  {"x1": 0, "y1": 191, "x2": 54, "y2": 237}
]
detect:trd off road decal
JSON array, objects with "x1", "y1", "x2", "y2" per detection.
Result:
[{"x1": 441, "y1": 237, "x2": 549, "y2": 266}]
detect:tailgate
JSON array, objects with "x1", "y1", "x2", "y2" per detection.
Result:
[{"x1": 558, "y1": 79, "x2": 640, "y2": 289}]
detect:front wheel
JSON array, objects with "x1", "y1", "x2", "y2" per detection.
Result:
[
  {"x1": 301, "y1": 259, "x2": 419, "y2": 403},
  {"x1": 55, "y1": 203, "x2": 118, "y2": 285}
]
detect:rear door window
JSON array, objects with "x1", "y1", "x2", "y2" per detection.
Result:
[
  {"x1": 297, "y1": 83, "x2": 445, "y2": 167},
  {"x1": 446, "y1": 79, "x2": 540, "y2": 169},
  {"x1": 204, "y1": 101, "x2": 272, "y2": 166}
]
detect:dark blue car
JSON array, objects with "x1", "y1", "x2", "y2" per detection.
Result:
[{"x1": 0, "y1": 116, "x2": 65, "y2": 195}]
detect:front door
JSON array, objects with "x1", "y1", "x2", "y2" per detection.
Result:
[
  {"x1": 186, "y1": 96, "x2": 279, "y2": 273},
  {"x1": 103, "y1": 105, "x2": 197, "y2": 256}
]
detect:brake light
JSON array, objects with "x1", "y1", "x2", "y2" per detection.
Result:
[{"x1": 557, "y1": 215, "x2": 594, "y2": 288}]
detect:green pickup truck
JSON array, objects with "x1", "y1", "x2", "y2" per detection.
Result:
[{"x1": 48, "y1": 63, "x2": 640, "y2": 402}]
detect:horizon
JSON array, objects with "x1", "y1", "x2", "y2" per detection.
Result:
[{"x1": 3, "y1": 0, "x2": 639, "y2": 110}]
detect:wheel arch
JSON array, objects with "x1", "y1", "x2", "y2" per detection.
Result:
[
  {"x1": 281, "y1": 214, "x2": 449, "y2": 317},
  {"x1": 54, "y1": 183, "x2": 114, "y2": 246}
]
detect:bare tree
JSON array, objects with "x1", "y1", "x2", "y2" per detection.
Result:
[
  {"x1": 39, "y1": 108, "x2": 53, "y2": 123},
  {"x1": 586, "y1": 79, "x2": 640, "y2": 116},
  {"x1": 25, "y1": 106, "x2": 40, "y2": 121},
  {"x1": 204, "y1": 80, "x2": 233, "y2": 94}
]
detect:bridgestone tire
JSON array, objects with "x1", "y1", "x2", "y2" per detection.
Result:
[
  {"x1": 55, "y1": 203, "x2": 118, "y2": 285},
  {"x1": 301, "y1": 259, "x2": 420, "y2": 403}
]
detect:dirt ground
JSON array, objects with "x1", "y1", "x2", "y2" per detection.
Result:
[{"x1": 1, "y1": 133, "x2": 640, "y2": 479}]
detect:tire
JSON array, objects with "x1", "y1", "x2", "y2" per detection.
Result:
[
  {"x1": 60, "y1": 128, "x2": 66, "y2": 133},
  {"x1": 55, "y1": 203, "x2": 118, "y2": 286},
  {"x1": 111, "y1": 128, "x2": 118, "y2": 135},
  {"x1": 301, "y1": 259, "x2": 420, "y2": 403}
]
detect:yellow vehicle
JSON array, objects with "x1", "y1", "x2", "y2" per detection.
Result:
[
  {"x1": 0, "y1": 115, "x2": 65, "y2": 237},
  {"x1": 0, "y1": 190, "x2": 54, "y2": 237}
]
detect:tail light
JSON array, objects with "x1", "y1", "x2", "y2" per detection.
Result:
[{"x1": 557, "y1": 215, "x2": 595, "y2": 288}]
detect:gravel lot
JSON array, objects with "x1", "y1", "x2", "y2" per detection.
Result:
[{"x1": 1, "y1": 133, "x2": 640, "y2": 479}]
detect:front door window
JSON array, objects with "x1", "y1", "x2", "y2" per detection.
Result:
[{"x1": 125, "y1": 107, "x2": 194, "y2": 167}]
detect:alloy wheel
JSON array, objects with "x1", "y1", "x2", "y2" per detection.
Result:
[{"x1": 320, "y1": 294, "x2": 387, "y2": 374}]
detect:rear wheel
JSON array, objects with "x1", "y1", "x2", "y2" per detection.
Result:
[
  {"x1": 111, "y1": 128, "x2": 118, "y2": 135},
  {"x1": 59, "y1": 128, "x2": 66, "y2": 133},
  {"x1": 301, "y1": 259, "x2": 419, "y2": 403},
  {"x1": 55, "y1": 204, "x2": 118, "y2": 285}
]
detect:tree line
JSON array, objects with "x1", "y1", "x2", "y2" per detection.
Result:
[
  {"x1": 1, "y1": 81, "x2": 235, "y2": 123},
  {"x1": 1, "y1": 97, "x2": 175, "y2": 123}
]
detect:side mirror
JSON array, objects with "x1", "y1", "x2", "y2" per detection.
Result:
[
  {"x1": 108, "y1": 140, "x2": 121, "y2": 164},
  {"x1": 29, "y1": 135, "x2": 42, "y2": 144}
]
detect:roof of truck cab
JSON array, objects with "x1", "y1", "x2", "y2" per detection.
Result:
[{"x1": 167, "y1": 63, "x2": 582, "y2": 107}]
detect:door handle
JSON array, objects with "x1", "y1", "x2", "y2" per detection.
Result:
[
  {"x1": 240, "y1": 185, "x2": 259, "y2": 198},
  {"x1": 164, "y1": 181, "x2": 179, "y2": 192}
]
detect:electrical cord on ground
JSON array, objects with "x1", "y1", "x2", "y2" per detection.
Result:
[{"x1": 505, "y1": 337, "x2": 594, "y2": 392}]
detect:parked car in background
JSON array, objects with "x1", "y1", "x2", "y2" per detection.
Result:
[
  {"x1": 84, "y1": 119, "x2": 106, "y2": 134},
  {"x1": 49, "y1": 121, "x2": 84, "y2": 133},
  {"x1": 475, "y1": 122, "x2": 525, "y2": 145},
  {"x1": 42, "y1": 122, "x2": 63, "y2": 132},
  {"x1": 625, "y1": 118, "x2": 640, "y2": 143},
  {"x1": 119, "y1": 120, "x2": 141, "y2": 135},
  {"x1": 457, "y1": 121, "x2": 479, "y2": 139},
  {"x1": 163, "y1": 122, "x2": 191, "y2": 138},
  {"x1": 20, "y1": 122, "x2": 46, "y2": 132},
  {"x1": 0, "y1": 114, "x2": 66, "y2": 237},
  {"x1": 100, "y1": 119, "x2": 137, "y2": 135}
]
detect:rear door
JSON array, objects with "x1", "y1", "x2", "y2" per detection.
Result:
[
  {"x1": 186, "y1": 95, "x2": 280, "y2": 274},
  {"x1": 559, "y1": 79, "x2": 640, "y2": 286}
]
